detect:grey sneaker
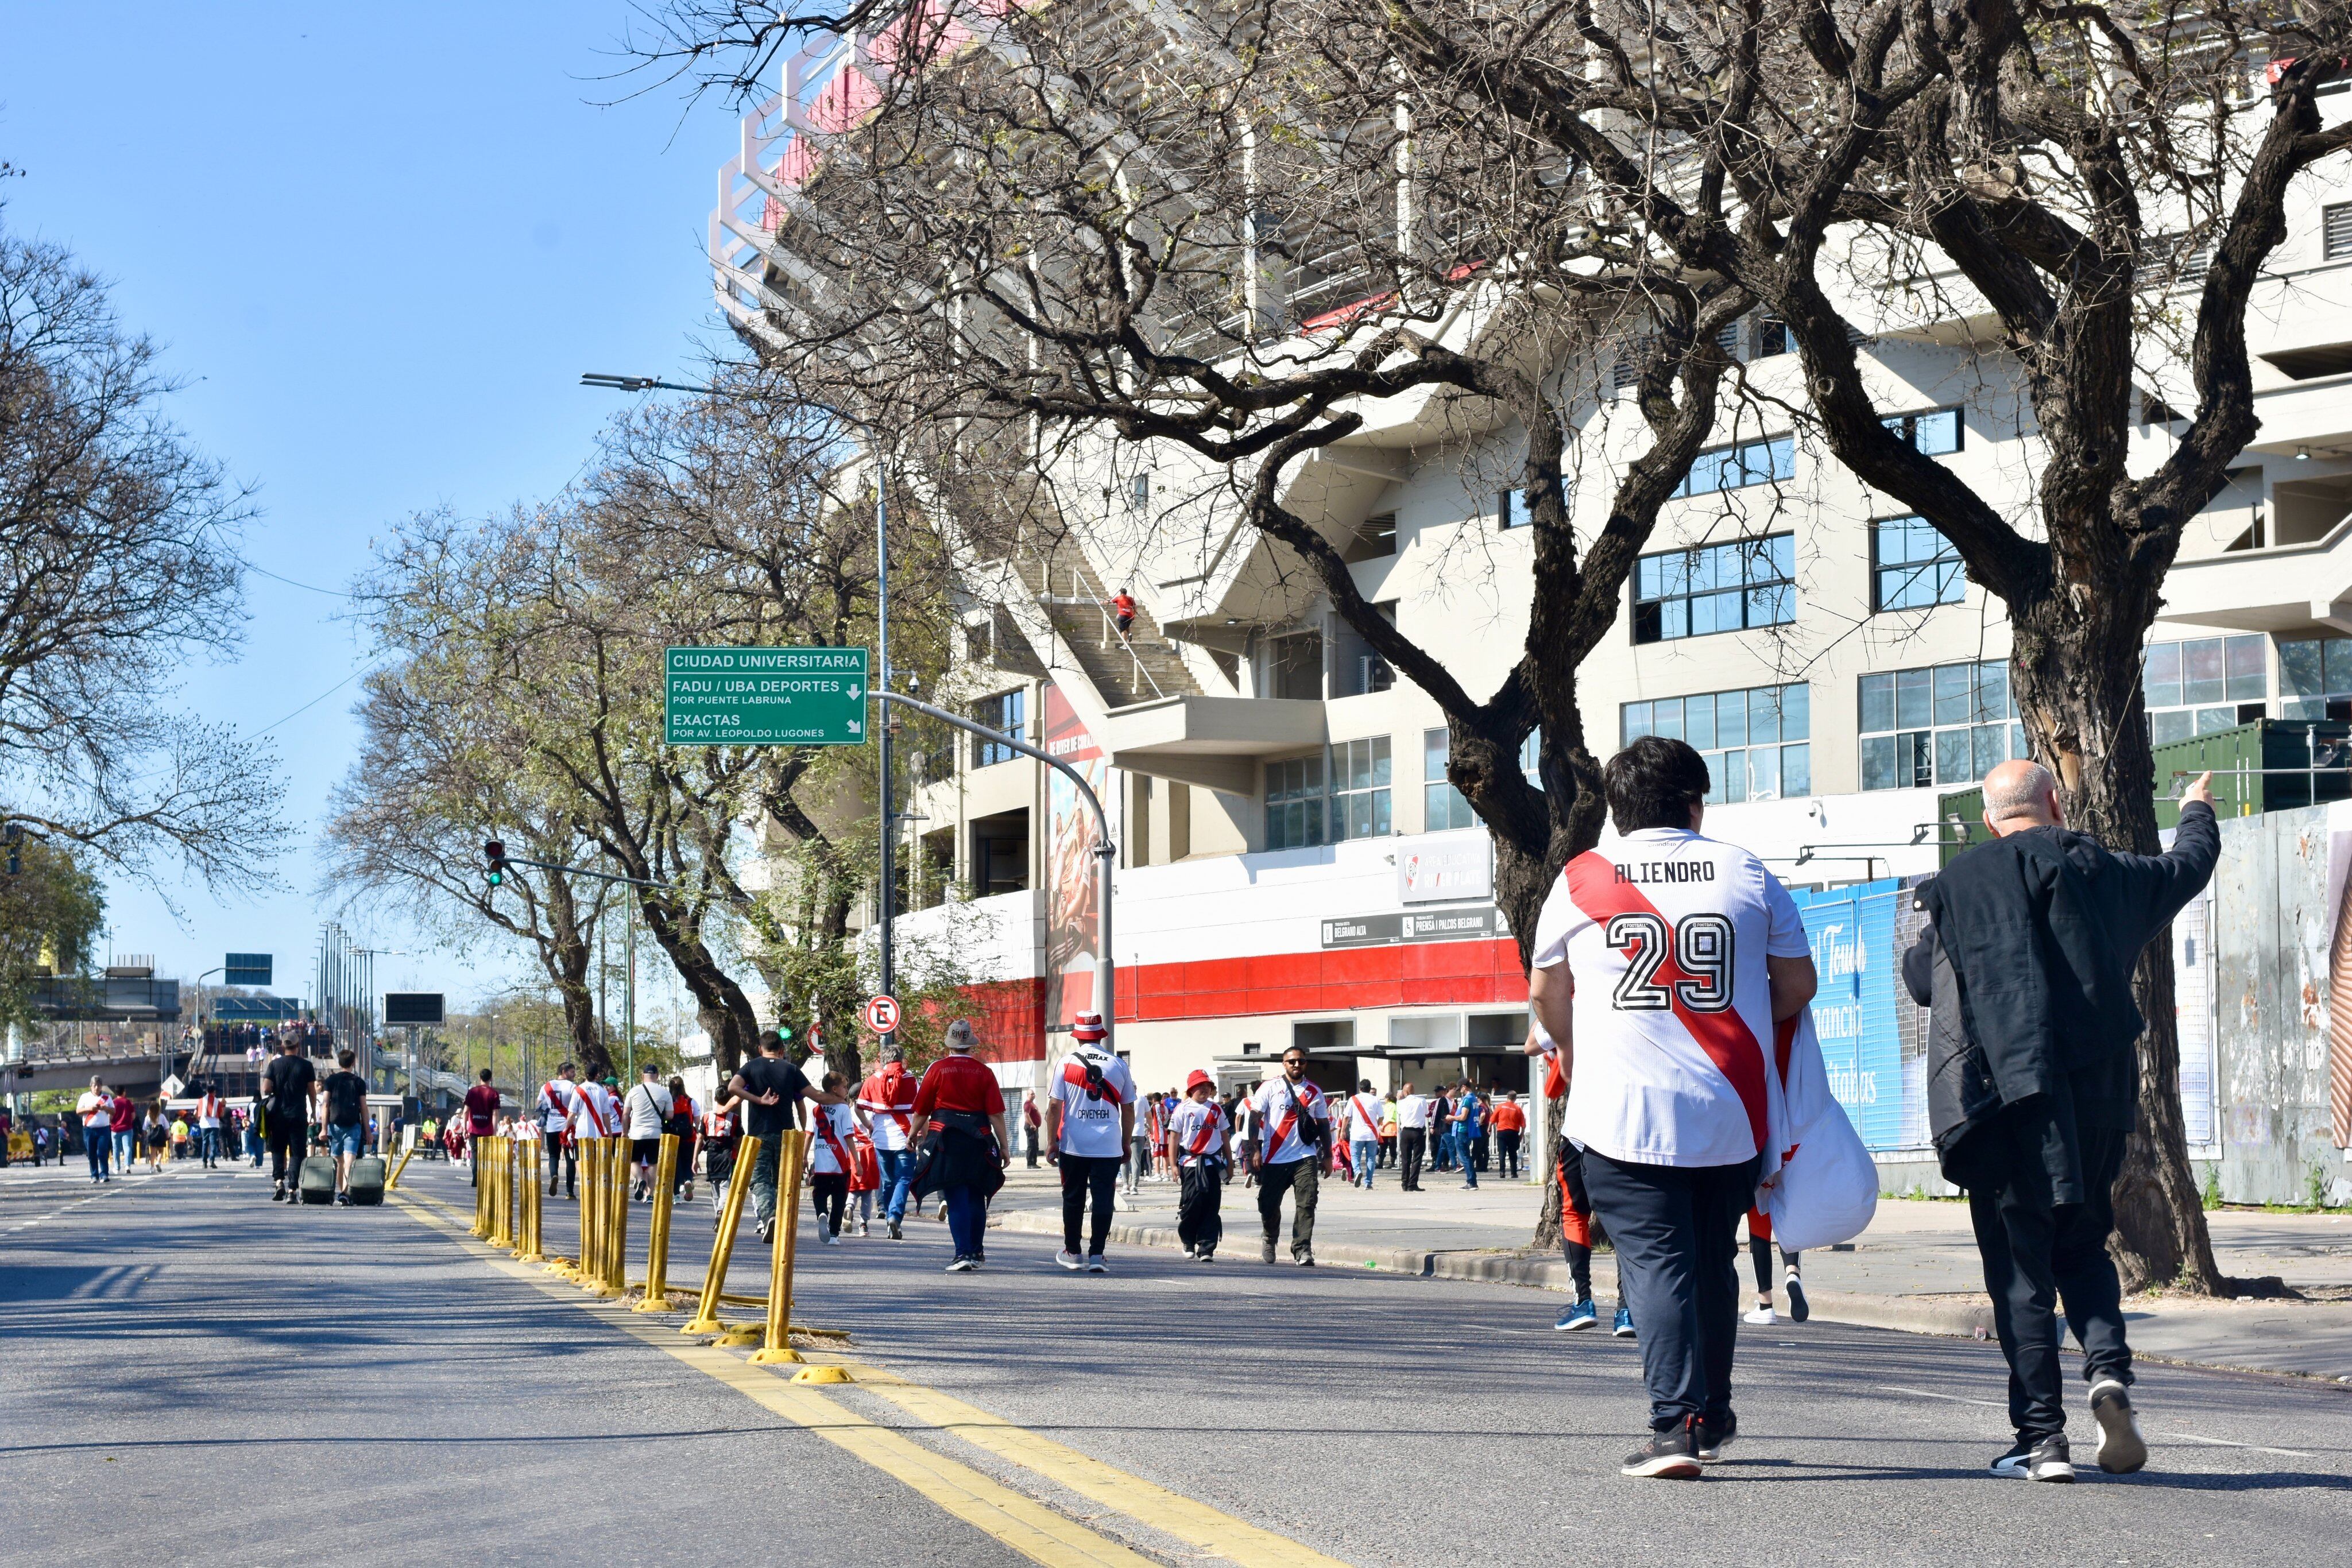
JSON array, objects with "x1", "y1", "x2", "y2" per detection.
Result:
[
  {"x1": 1261, "y1": 1237, "x2": 1277, "y2": 1265},
  {"x1": 2089, "y1": 1379, "x2": 2147, "y2": 1474}
]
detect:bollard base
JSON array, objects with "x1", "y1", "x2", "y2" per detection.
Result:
[
  {"x1": 790, "y1": 1365, "x2": 852, "y2": 1384},
  {"x1": 713, "y1": 1327, "x2": 764, "y2": 1347},
  {"x1": 749, "y1": 1346, "x2": 806, "y2": 1365},
  {"x1": 680, "y1": 1316, "x2": 728, "y2": 1335},
  {"x1": 514, "y1": 1250, "x2": 544, "y2": 1264},
  {"x1": 585, "y1": 1281, "x2": 625, "y2": 1299},
  {"x1": 632, "y1": 1293, "x2": 676, "y2": 1313}
]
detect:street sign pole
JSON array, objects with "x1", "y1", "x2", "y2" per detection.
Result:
[{"x1": 877, "y1": 461, "x2": 893, "y2": 1048}]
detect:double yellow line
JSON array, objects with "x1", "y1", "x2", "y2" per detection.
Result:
[{"x1": 392, "y1": 1188, "x2": 1341, "y2": 1568}]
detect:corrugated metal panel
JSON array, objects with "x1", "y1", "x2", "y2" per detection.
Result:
[{"x1": 2173, "y1": 886, "x2": 2217, "y2": 1149}]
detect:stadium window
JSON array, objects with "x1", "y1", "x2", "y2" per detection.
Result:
[
  {"x1": 2146, "y1": 634, "x2": 2269, "y2": 742},
  {"x1": 1882, "y1": 407, "x2": 1963, "y2": 455},
  {"x1": 1632, "y1": 533, "x2": 1796, "y2": 644},
  {"x1": 971, "y1": 689, "x2": 1025, "y2": 767},
  {"x1": 1623, "y1": 683, "x2": 1811, "y2": 804},
  {"x1": 1265, "y1": 754, "x2": 1327, "y2": 850},
  {"x1": 1871, "y1": 516, "x2": 1966, "y2": 611},
  {"x1": 1858, "y1": 660, "x2": 2023, "y2": 790},
  {"x1": 1672, "y1": 436, "x2": 1795, "y2": 499},
  {"x1": 1422, "y1": 729, "x2": 1476, "y2": 830},
  {"x1": 1333, "y1": 736, "x2": 1392, "y2": 840}
]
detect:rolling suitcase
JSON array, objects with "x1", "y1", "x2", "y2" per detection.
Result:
[
  {"x1": 297, "y1": 1155, "x2": 338, "y2": 1205},
  {"x1": 346, "y1": 1156, "x2": 387, "y2": 1206}
]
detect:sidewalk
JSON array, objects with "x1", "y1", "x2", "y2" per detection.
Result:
[{"x1": 985, "y1": 1160, "x2": 2352, "y2": 1381}]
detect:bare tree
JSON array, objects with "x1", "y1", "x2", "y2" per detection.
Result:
[{"x1": 0, "y1": 218, "x2": 285, "y2": 894}]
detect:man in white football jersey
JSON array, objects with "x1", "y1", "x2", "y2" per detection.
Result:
[
  {"x1": 1047, "y1": 1012, "x2": 1132, "y2": 1273},
  {"x1": 1251, "y1": 1048, "x2": 1332, "y2": 1266},
  {"x1": 1529, "y1": 736, "x2": 1816, "y2": 1479},
  {"x1": 537, "y1": 1063, "x2": 579, "y2": 1198}
]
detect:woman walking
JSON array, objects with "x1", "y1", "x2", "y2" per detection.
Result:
[{"x1": 910, "y1": 1019, "x2": 1009, "y2": 1271}]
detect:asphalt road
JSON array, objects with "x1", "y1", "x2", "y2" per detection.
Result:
[{"x1": 5, "y1": 1155, "x2": 2350, "y2": 1567}]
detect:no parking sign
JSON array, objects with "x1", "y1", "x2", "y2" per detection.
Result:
[{"x1": 862, "y1": 994, "x2": 901, "y2": 1034}]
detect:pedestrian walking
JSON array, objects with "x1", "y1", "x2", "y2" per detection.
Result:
[
  {"x1": 1905, "y1": 761, "x2": 2219, "y2": 1482},
  {"x1": 1342, "y1": 1079, "x2": 1383, "y2": 1190},
  {"x1": 666, "y1": 1075, "x2": 700, "y2": 1201},
  {"x1": 76, "y1": 1078, "x2": 113, "y2": 1184},
  {"x1": 461, "y1": 1068, "x2": 501, "y2": 1186},
  {"x1": 536, "y1": 1064, "x2": 579, "y2": 1196},
  {"x1": 142, "y1": 1108, "x2": 168, "y2": 1172},
  {"x1": 1233, "y1": 1090, "x2": 1259, "y2": 1187},
  {"x1": 109, "y1": 1087, "x2": 138, "y2": 1176},
  {"x1": 808, "y1": 1077, "x2": 858, "y2": 1244},
  {"x1": 1453, "y1": 1083, "x2": 1485, "y2": 1190},
  {"x1": 194, "y1": 1087, "x2": 225, "y2": 1168},
  {"x1": 321, "y1": 1050, "x2": 369, "y2": 1205},
  {"x1": 1020, "y1": 1090, "x2": 1042, "y2": 1167},
  {"x1": 1251, "y1": 1048, "x2": 1330, "y2": 1266},
  {"x1": 1492, "y1": 1093, "x2": 1525, "y2": 1180},
  {"x1": 910, "y1": 1017, "x2": 1009, "y2": 1272},
  {"x1": 1378, "y1": 1090, "x2": 1398, "y2": 1168},
  {"x1": 1740, "y1": 1209, "x2": 1806, "y2": 1325},
  {"x1": 1049, "y1": 1011, "x2": 1132, "y2": 1272},
  {"x1": 1527, "y1": 736, "x2": 1816, "y2": 1477},
  {"x1": 701, "y1": 1087, "x2": 741, "y2": 1222},
  {"x1": 727, "y1": 1028, "x2": 844, "y2": 1245},
  {"x1": 262, "y1": 1038, "x2": 319, "y2": 1202},
  {"x1": 1395, "y1": 1082, "x2": 1428, "y2": 1191},
  {"x1": 1166, "y1": 1070, "x2": 1228, "y2": 1259},
  {"x1": 857, "y1": 1043, "x2": 920, "y2": 1238},
  {"x1": 625, "y1": 1066, "x2": 670, "y2": 1201},
  {"x1": 1111, "y1": 586, "x2": 1137, "y2": 637},
  {"x1": 566, "y1": 1069, "x2": 620, "y2": 1195}
]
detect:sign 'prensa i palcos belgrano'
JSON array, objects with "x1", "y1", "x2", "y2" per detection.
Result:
[{"x1": 663, "y1": 646, "x2": 870, "y2": 746}]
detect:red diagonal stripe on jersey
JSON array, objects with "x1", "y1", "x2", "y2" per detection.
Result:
[{"x1": 1565, "y1": 851, "x2": 1768, "y2": 1156}]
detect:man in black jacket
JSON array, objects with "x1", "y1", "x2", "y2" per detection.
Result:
[{"x1": 1904, "y1": 761, "x2": 2218, "y2": 1483}]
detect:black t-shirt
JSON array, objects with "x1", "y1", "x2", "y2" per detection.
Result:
[
  {"x1": 264, "y1": 1054, "x2": 316, "y2": 1117},
  {"x1": 322, "y1": 1071, "x2": 367, "y2": 1129},
  {"x1": 735, "y1": 1056, "x2": 809, "y2": 1139}
]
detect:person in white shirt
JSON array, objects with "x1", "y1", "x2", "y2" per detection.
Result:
[
  {"x1": 1528, "y1": 736, "x2": 1815, "y2": 1478},
  {"x1": 1047, "y1": 1011, "x2": 1134, "y2": 1272},
  {"x1": 568, "y1": 1074, "x2": 621, "y2": 1170},
  {"x1": 538, "y1": 1064, "x2": 579, "y2": 1198},
  {"x1": 1341, "y1": 1079, "x2": 1385, "y2": 1190},
  {"x1": 1250, "y1": 1049, "x2": 1332, "y2": 1266},
  {"x1": 1164, "y1": 1070, "x2": 1229, "y2": 1259},
  {"x1": 75, "y1": 1078, "x2": 114, "y2": 1184},
  {"x1": 1394, "y1": 1082, "x2": 1429, "y2": 1192},
  {"x1": 194, "y1": 1086, "x2": 225, "y2": 1168},
  {"x1": 624, "y1": 1066, "x2": 672, "y2": 1201},
  {"x1": 804, "y1": 1074, "x2": 860, "y2": 1244}
]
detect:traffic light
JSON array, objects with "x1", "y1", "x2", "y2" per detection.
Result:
[{"x1": 483, "y1": 839, "x2": 508, "y2": 886}]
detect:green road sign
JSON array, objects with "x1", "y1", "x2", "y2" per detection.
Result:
[{"x1": 664, "y1": 646, "x2": 869, "y2": 746}]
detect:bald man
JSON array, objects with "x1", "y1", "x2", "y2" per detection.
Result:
[{"x1": 1904, "y1": 760, "x2": 2218, "y2": 1482}]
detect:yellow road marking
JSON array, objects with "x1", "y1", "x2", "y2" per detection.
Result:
[
  {"x1": 853, "y1": 1375, "x2": 1348, "y2": 1567},
  {"x1": 390, "y1": 1191, "x2": 1154, "y2": 1568}
]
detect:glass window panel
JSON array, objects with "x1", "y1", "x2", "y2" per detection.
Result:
[
  {"x1": 1976, "y1": 660, "x2": 2010, "y2": 721},
  {"x1": 1520, "y1": 729, "x2": 1542, "y2": 781},
  {"x1": 1684, "y1": 692, "x2": 1715, "y2": 751},
  {"x1": 2012, "y1": 723, "x2": 2030, "y2": 760},
  {"x1": 1862, "y1": 734, "x2": 1895, "y2": 791},
  {"x1": 2143, "y1": 641, "x2": 2181, "y2": 708},
  {"x1": 1749, "y1": 583, "x2": 1794, "y2": 627},
  {"x1": 1636, "y1": 556, "x2": 1661, "y2": 599},
  {"x1": 1781, "y1": 684, "x2": 1809, "y2": 740},
  {"x1": 1896, "y1": 668, "x2": 1932, "y2": 729},
  {"x1": 2326, "y1": 636, "x2": 2352, "y2": 694},
  {"x1": 1717, "y1": 749, "x2": 1747, "y2": 803},
  {"x1": 1933, "y1": 663, "x2": 1972, "y2": 726},
  {"x1": 1372, "y1": 792, "x2": 1391, "y2": 836},
  {"x1": 1972, "y1": 725, "x2": 2005, "y2": 780},
  {"x1": 1423, "y1": 781, "x2": 1447, "y2": 826},
  {"x1": 1901, "y1": 731, "x2": 1935, "y2": 788},
  {"x1": 1766, "y1": 533, "x2": 1794, "y2": 578},
  {"x1": 2181, "y1": 638, "x2": 2225, "y2": 704},
  {"x1": 1860, "y1": 673, "x2": 1894, "y2": 733},
  {"x1": 1935, "y1": 727, "x2": 1972, "y2": 784},
  {"x1": 1915, "y1": 408, "x2": 1962, "y2": 455},
  {"x1": 2150, "y1": 708, "x2": 2194, "y2": 745},
  {"x1": 2225, "y1": 635, "x2": 2267, "y2": 702},
  {"x1": 1748, "y1": 746, "x2": 1781, "y2": 801},
  {"x1": 2194, "y1": 705, "x2": 2237, "y2": 735},
  {"x1": 1661, "y1": 598, "x2": 1688, "y2": 640},
  {"x1": 1781, "y1": 742, "x2": 1811, "y2": 796},
  {"x1": 1654, "y1": 697, "x2": 1684, "y2": 741},
  {"x1": 1747, "y1": 686, "x2": 1782, "y2": 745},
  {"x1": 2281, "y1": 638, "x2": 2326, "y2": 699},
  {"x1": 1423, "y1": 727, "x2": 1446, "y2": 776},
  {"x1": 1372, "y1": 735, "x2": 1391, "y2": 785},
  {"x1": 1715, "y1": 691, "x2": 1746, "y2": 748}
]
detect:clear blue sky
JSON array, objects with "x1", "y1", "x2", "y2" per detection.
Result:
[{"x1": 1, "y1": 4, "x2": 740, "y2": 1011}]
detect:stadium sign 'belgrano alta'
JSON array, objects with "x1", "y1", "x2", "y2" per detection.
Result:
[{"x1": 663, "y1": 646, "x2": 869, "y2": 746}]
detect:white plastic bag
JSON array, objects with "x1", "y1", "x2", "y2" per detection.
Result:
[{"x1": 1758, "y1": 1007, "x2": 1878, "y2": 1253}]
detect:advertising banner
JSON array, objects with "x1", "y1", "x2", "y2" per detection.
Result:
[
  {"x1": 1788, "y1": 878, "x2": 1905, "y2": 1149},
  {"x1": 1042, "y1": 685, "x2": 1119, "y2": 1036}
]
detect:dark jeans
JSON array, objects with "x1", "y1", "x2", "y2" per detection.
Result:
[
  {"x1": 547, "y1": 1136, "x2": 577, "y2": 1195},
  {"x1": 811, "y1": 1171, "x2": 848, "y2": 1234},
  {"x1": 1024, "y1": 1127, "x2": 1040, "y2": 1167},
  {"x1": 1968, "y1": 1120, "x2": 2132, "y2": 1440},
  {"x1": 86, "y1": 1132, "x2": 109, "y2": 1180},
  {"x1": 1497, "y1": 1130, "x2": 1522, "y2": 1179},
  {"x1": 1059, "y1": 1153, "x2": 1121, "y2": 1255},
  {"x1": 1581, "y1": 1148, "x2": 1759, "y2": 1432},
  {"x1": 1178, "y1": 1163, "x2": 1224, "y2": 1254},
  {"x1": 942, "y1": 1184, "x2": 988, "y2": 1259},
  {"x1": 266, "y1": 1116, "x2": 308, "y2": 1188},
  {"x1": 875, "y1": 1147, "x2": 914, "y2": 1224},
  {"x1": 1257, "y1": 1156, "x2": 1319, "y2": 1257},
  {"x1": 1399, "y1": 1129, "x2": 1426, "y2": 1190}
]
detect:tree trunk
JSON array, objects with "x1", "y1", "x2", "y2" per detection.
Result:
[{"x1": 2010, "y1": 599, "x2": 2224, "y2": 1294}]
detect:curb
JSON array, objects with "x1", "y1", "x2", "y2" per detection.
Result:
[{"x1": 989, "y1": 1208, "x2": 1999, "y2": 1341}]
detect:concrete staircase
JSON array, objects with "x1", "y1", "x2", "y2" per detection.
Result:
[{"x1": 1008, "y1": 537, "x2": 1201, "y2": 710}]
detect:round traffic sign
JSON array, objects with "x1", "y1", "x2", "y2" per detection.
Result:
[{"x1": 863, "y1": 994, "x2": 901, "y2": 1034}]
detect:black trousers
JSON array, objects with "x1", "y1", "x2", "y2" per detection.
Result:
[
  {"x1": 1178, "y1": 1163, "x2": 1224, "y2": 1254},
  {"x1": 1968, "y1": 1120, "x2": 2132, "y2": 1439},
  {"x1": 546, "y1": 1135, "x2": 577, "y2": 1195},
  {"x1": 1256, "y1": 1156, "x2": 1318, "y2": 1256},
  {"x1": 1399, "y1": 1128, "x2": 1426, "y2": 1190},
  {"x1": 1059, "y1": 1153, "x2": 1120, "y2": 1255},
  {"x1": 266, "y1": 1116, "x2": 308, "y2": 1187},
  {"x1": 1497, "y1": 1129, "x2": 1523, "y2": 1179},
  {"x1": 811, "y1": 1172, "x2": 848, "y2": 1234},
  {"x1": 1581, "y1": 1148, "x2": 1758, "y2": 1433}
]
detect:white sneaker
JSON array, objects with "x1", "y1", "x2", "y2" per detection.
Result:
[
  {"x1": 1742, "y1": 1304, "x2": 1777, "y2": 1325},
  {"x1": 1055, "y1": 1249, "x2": 1085, "y2": 1271},
  {"x1": 856, "y1": 1220, "x2": 869, "y2": 1237}
]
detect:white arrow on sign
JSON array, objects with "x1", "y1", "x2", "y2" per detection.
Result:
[{"x1": 862, "y1": 994, "x2": 901, "y2": 1033}]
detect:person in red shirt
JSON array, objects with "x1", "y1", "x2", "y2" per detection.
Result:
[
  {"x1": 107, "y1": 1087, "x2": 138, "y2": 1176},
  {"x1": 910, "y1": 1018, "x2": 1008, "y2": 1271},
  {"x1": 1110, "y1": 589, "x2": 1137, "y2": 638},
  {"x1": 1490, "y1": 1091, "x2": 1528, "y2": 1179},
  {"x1": 463, "y1": 1069, "x2": 501, "y2": 1189}
]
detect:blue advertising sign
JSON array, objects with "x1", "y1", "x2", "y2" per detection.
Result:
[{"x1": 1788, "y1": 878, "x2": 1905, "y2": 1148}]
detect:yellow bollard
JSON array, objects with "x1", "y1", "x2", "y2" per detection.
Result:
[
  {"x1": 516, "y1": 1141, "x2": 544, "y2": 1262},
  {"x1": 588, "y1": 1136, "x2": 626, "y2": 1299},
  {"x1": 387, "y1": 1143, "x2": 416, "y2": 1191},
  {"x1": 579, "y1": 1139, "x2": 606, "y2": 1290},
  {"x1": 489, "y1": 1138, "x2": 513, "y2": 1248},
  {"x1": 608, "y1": 1131, "x2": 632, "y2": 1295},
  {"x1": 634, "y1": 1133, "x2": 680, "y2": 1311},
  {"x1": 471, "y1": 1137, "x2": 490, "y2": 1238},
  {"x1": 750, "y1": 1130, "x2": 811, "y2": 1365},
  {"x1": 684, "y1": 1134, "x2": 759, "y2": 1335}
]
